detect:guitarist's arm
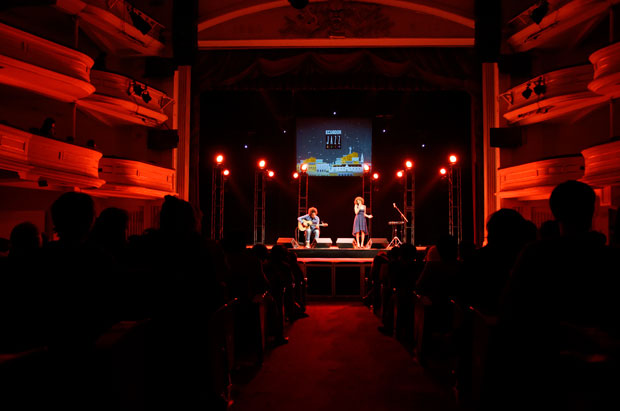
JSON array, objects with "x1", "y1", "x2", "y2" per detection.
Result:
[{"x1": 297, "y1": 214, "x2": 309, "y2": 223}]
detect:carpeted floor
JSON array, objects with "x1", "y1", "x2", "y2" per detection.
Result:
[{"x1": 230, "y1": 302, "x2": 457, "y2": 411}]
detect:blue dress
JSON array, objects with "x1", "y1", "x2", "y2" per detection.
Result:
[{"x1": 353, "y1": 205, "x2": 368, "y2": 235}]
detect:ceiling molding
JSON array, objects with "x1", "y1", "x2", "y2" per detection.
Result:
[
  {"x1": 198, "y1": 0, "x2": 475, "y2": 32},
  {"x1": 198, "y1": 37, "x2": 474, "y2": 49}
]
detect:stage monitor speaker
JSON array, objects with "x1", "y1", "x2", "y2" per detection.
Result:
[
  {"x1": 277, "y1": 237, "x2": 297, "y2": 248},
  {"x1": 490, "y1": 127, "x2": 522, "y2": 148},
  {"x1": 148, "y1": 129, "x2": 179, "y2": 150},
  {"x1": 313, "y1": 238, "x2": 333, "y2": 248},
  {"x1": 173, "y1": 0, "x2": 198, "y2": 65},
  {"x1": 475, "y1": 0, "x2": 501, "y2": 62},
  {"x1": 336, "y1": 238, "x2": 354, "y2": 248},
  {"x1": 369, "y1": 238, "x2": 389, "y2": 249}
]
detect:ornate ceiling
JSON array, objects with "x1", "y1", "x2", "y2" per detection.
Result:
[{"x1": 197, "y1": 0, "x2": 475, "y2": 49}]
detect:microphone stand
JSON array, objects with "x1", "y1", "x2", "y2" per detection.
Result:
[{"x1": 388, "y1": 203, "x2": 406, "y2": 249}]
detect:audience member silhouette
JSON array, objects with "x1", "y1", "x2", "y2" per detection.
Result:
[
  {"x1": 416, "y1": 234, "x2": 460, "y2": 303},
  {"x1": 538, "y1": 219, "x2": 560, "y2": 241},
  {"x1": 364, "y1": 251, "x2": 388, "y2": 312},
  {"x1": 495, "y1": 180, "x2": 620, "y2": 410},
  {"x1": 39, "y1": 117, "x2": 56, "y2": 139},
  {"x1": 89, "y1": 207, "x2": 128, "y2": 262},
  {"x1": 262, "y1": 245, "x2": 293, "y2": 345},
  {"x1": 461, "y1": 208, "x2": 531, "y2": 314},
  {"x1": 0, "y1": 222, "x2": 43, "y2": 352},
  {"x1": 8, "y1": 221, "x2": 41, "y2": 259}
]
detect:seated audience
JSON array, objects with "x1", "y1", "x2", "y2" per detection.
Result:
[
  {"x1": 461, "y1": 208, "x2": 532, "y2": 315},
  {"x1": 495, "y1": 180, "x2": 620, "y2": 410},
  {"x1": 416, "y1": 234, "x2": 460, "y2": 303}
]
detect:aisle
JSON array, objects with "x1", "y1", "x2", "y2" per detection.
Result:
[{"x1": 231, "y1": 303, "x2": 457, "y2": 411}]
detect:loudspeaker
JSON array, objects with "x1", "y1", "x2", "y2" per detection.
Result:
[
  {"x1": 490, "y1": 127, "x2": 522, "y2": 148},
  {"x1": 475, "y1": 0, "x2": 501, "y2": 62},
  {"x1": 172, "y1": 0, "x2": 198, "y2": 66},
  {"x1": 277, "y1": 237, "x2": 296, "y2": 248},
  {"x1": 370, "y1": 238, "x2": 389, "y2": 249},
  {"x1": 313, "y1": 238, "x2": 333, "y2": 248},
  {"x1": 148, "y1": 129, "x2": 179, "y2": 150},
  {"x1": 336, "y1": 238, "x2": 354, "y2": 248}
]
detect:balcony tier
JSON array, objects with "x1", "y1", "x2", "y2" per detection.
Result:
[
  {"x1": 581, "y1": 140, "x2": 620, "y2": 187},
  {"x1": 89, "y1": 157, "x2": 176, "y2": 199},
  {"x1": 0, "y1": 123, "x2": 104, "y2": 189},
  {"x1": 589, "y1": 42, "x2": 620, "y2": 99},
  {"x1": 498, "y1": 155, "x2": 584, "y2": 201},
  {"x1": 0, "y1": 22, "x2": 95, "y2": 102},
  {"x1": 56, "y1": 0, "x2": 165, "y2": 57},
  {"x1": 501, "y1": 65, "x2": 606, "y2": 125},
  {"x1": 77, "y1": 70, "x2": 170, "y2": 126},
  {"x1": 506, "y1": 0, "x2": 618, "y2": 53}
]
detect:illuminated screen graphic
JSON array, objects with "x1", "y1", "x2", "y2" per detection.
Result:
[{"x1": 296, "y1": 118, "x2": 372, "y2": 177}]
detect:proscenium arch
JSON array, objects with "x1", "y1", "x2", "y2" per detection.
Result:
[{"x1": 197, "y1": 0, "x2": 475, "y2": 32}]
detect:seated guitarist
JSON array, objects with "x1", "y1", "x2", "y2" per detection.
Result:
[{"x1": 297, "y1": 207, "x2": 320, "y2": 248}]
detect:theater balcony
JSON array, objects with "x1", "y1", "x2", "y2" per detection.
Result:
[
  {"x1": 0, "y1": 123, "x2": 104, "y2": 190},
  {"x1": 505, "y1": 0, "x2": 618, "y2": 53},
  {"x1": 498, "y1": 155, "x2": 585, "y2": 201},
  {"x1": 581, "y1": 140, "x2": 620, "y2": 187},
  {"x1": 589, "y1": 42, "x2": 620, "y2": 98},
  {"x1": 500, "y1": 65, "x2": 606, "y2": 126},
  {"x1": 88, "y1": 157, "x2": 176, "y2": 199},
  {"x1": 0, "y1": 22, "x2": 95, "y2": 102},
  {"x1": 55, "y1": 0, "x2": 165, "y2": 57},
  {"x1": 77, "y1": 70, "x2": 171, "y2": 127}
]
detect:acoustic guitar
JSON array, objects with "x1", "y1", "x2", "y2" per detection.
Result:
[{"x1": 298, "y1": 220, "x2": 328, "y2": 232}]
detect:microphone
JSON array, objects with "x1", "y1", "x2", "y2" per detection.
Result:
[{"x1": 393, "y1": 203, "x2": 396, "y2": 208}]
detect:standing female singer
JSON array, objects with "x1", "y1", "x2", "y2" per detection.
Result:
[{"x1": 353, "y1": 196, "x2": 373, "y2": 248}]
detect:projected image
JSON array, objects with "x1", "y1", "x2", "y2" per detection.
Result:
[{"x1": 297, "y1": 118, "x2": 372, "y2": 176}]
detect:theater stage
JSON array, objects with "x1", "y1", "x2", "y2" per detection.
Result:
[{"x1": 287, "y1": 246, "x2": 427, "y2": 299}]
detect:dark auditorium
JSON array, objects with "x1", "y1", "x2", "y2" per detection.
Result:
[{"x1": 1, "y1": 1, "x2": 619, "y2": 410}]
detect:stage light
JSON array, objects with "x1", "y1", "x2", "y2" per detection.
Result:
[
  {"x1": 293, "y1": 172, "x2": 299, "y2": 179},
  {"x1": 530, "y1": 0, "x2": 548, "y2": 25},
  {"x1": 449, "y1": 155, "x2": 458, "y2": 164},
  {"x1": 258, "y1": 159, "x2": 266, "y2": 169},
  {"x1": 283, "y1": 130, "x2": 287, "y2": 134},
  {"x1": 223, "y1": 169, "x2": 230, "y2": 176},
  {"x1": 421, "y1": 144, "x2": 426, "y2": 148},
  {"x1": 300, "y1": 163, "x2": 308, "y2": 172},
  {"x1": 405, "y1": 160, "x2": 413, "y2": 169},
  {"x1": 522, "y1": 83, "x2": 533, "y2": 99},
  {"x1": 382, "y1": 129, "x2": 386, "y2": 133},
  {"x1": 373, "y1": 172, "x2": 379, "y2": 180},
  {"x1": 333, "y1": 111, "x2": 337, "y2": 115},
  {"x1": 215, "y1": 154, "x2": 224, "y2": 164},
  {"x1": 132, "y1": 82, "x2": 145, "y2": 96},
  {"x1": 396, "y1": 170, "x2": 404, "y2": 178},
  {"x1": 440, "y1": 168, "x2": 447, "y2": 175},
  {"x1": 363, "y1": 164, "x2": 370, "y2": 172},
  {"x1": 268, "y1": 170, "x2": 275, "y2": 178},
  {"x1": 533, "y1": 78, "x2": 546, "y2": 96},
  {"x1": 244, "y1": 144, "x2": 248, "y2": 149},
  {"x1": 128, "y1": 7, "x2": 153, "y2": 35}
]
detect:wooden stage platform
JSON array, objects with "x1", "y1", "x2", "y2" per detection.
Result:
[
  {"x1": 248, "y1": 245, "x2": 428, "y2": 299},
  {"x1": 287, "y1": 246, "x2": 427, "y2": 298}
]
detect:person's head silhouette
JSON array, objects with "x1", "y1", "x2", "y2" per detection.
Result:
[
  {"x1": 10, "y1": 222, "x2": 41, "y2": 257},
  {"x1": 160, "y1": 195, "x2": 197, "y2": 237},
  {"x1": 50, "y1": 192, "x2": 95, "y2": 244},
  {"x1": 549, "y1": 180, "x2": 596, "y2": 236},
  {"x1": 91, "y1": 207, "x2": 128, "y2": 247},
  {"x1": 486, "y1": 208, "x2": 526, "y2": 247}
]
